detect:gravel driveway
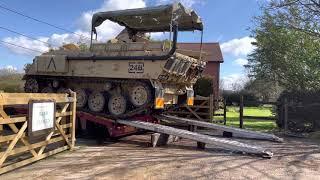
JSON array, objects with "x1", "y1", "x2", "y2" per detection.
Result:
[{"x1": 1, "y1": 134, "x2": 320, "y2": 180}]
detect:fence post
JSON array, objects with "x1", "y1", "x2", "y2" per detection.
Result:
[
  {"x1": 239, "y1": 95, "x2": 244, "y2": 129},
  {"x1": 284, "y1": 98, "x2": 288, "y2": 134},
  {"x1": 209, "y1": 94, "x2": 214, "y2": 122},
  {"x1": 70, "y1": 92, "x2": 77, "y2": 150},
  {"x1": 223, "y1": 99, "x2": 227, "y2": 125}
]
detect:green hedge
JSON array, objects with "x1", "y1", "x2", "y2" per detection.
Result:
[{"x1": 194, "y1": 75, "x2": 213, "y2": 97}]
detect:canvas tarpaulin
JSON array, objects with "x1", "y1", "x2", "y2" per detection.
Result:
[{"x1": 91, "y1": 3, "x2": 203, "y2": 33}]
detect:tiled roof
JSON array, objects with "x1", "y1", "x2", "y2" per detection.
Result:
[{"x1": 177, "y1": 43, "x2": 223, "y2": 62}]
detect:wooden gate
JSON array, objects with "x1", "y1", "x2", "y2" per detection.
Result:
[
  {"x1": 0, "y1": 92, "x2": 76, "y2": 174},
  {"x1": 166, "y1": 95, "x2": 214, "y2": 122}
]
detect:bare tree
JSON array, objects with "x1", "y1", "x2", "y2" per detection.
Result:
[{"x1": 270, "y1": 0, "x2": 320, "y2": 37}]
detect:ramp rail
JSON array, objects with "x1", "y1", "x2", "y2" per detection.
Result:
[
  {"x1": 157, "y1": 115, "x2": 283, "y2": 142},
  {"x1": 117, "y1": 119, "x2": 273, "y2": 158}
]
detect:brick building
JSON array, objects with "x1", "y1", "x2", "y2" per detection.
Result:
[{"x1": 177, "y1": 43, "x2": 224, "y2": 98}]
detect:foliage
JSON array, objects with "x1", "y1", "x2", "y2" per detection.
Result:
[
  {"x1": 276, "y1": 89, "x2": 320, "y2": 131},
  {"x1": 222, "y1": 90, "x2": 240, "y2": 105},
  {"x1": 269, "y1": 0, "x2": 320, "y2": 37},
  {"x1": 243, "y1": 79, "x2": 282, "y2": 102},
  {"x1": 78, "y1": 43, "x2": 90, "y2": 51},
  {"x1": 222, "y1": 90, "x2": 259, "y2": 106},
  {"x1": 193, "y1": 75, "x2": 213, "y2": 97},
  {"x1": 247, "y1": 6, "x2": 320, "y2": 91},
  {"x1": 0, "y1": 73, "x2": 24, "y2": 93},
  {"x1": 24, "y1": 63, "x2": 32, "y2": 73}
]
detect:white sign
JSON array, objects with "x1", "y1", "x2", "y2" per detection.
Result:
[{"x1": 31, "y1": 102, "x2": 55, "y2": 132}]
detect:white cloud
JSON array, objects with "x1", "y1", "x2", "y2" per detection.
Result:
[
  {"x1": 77, "y1": 0, "x2": 146, "y2": 41},
  {"x1": 3, "y1": 36, "x2": 50, "y2": 56},
  {"x1": 221, "y1": 36, "x2": 256, "y2": 57},
  {"x1": 157, "y1": 0, "x2": 204, "y2": 7},
  {"x1": 2, "y1": 0, "x2": 146, "y2": 56},
  {"x1": 221, "y1": 73, "x2": 249, "y2": 91},
  {"x1": 149, "y1": 32, "x2": 171, "y2": 40},
  {"x1": 2, "y1": 31, "x2": 90, "y2": 56},
  {"x1": 234, "y1": 58, "x2": 248, "y2": 66}
]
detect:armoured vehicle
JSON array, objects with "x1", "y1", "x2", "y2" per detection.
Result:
[{"x1": 24, "y1": 3, "x2": 206, "y2": 118}]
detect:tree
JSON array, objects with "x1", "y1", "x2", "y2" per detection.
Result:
[
  {"x1": 247, "y1": 6, "x2": 320, "y2": 91},
  {"x1": 269, "y1": 0, "x2": 320, "y2": 37},
  {"x1": 243, "y1": 78, "x2": 282, "y2": 102}
]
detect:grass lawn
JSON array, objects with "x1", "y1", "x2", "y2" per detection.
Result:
[
  {"x1": 215, "y1": 106, "x2": 278, "y2": 132},
  {"x1": 0, "y1": 74, "x2": 24, "y2": 92}
]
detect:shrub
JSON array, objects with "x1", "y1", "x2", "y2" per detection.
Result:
[
  {"x1": 222, "y1": 90, "x2": 259, "y2": 106},
  {"x1": 194, "y1": 75, "x2": 213, "y2": 97},
  {"x1": 276, "y1": 90, "x2": 320, "y2": 132}
]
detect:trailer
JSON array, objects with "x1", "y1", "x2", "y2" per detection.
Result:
[
  {"x1": 6, "y1": 106, "x2": 281, "y2": 158},
  {"x1": 76, "y1": 111, "x2": 282, "y2": 158},
  {"x1": 76, "y1": 111, "x2": 159, "y2": 138}
]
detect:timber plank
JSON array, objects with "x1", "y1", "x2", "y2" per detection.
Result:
[
  {"x1": 0, "y1": 122, "x2": 27, "y2": 167},
  {"x1": 0, "y1": 117, "x2": 26, "y2": 125},
  {"x1": 0, "y1": 135, "x2": 70, "y2": 157},
  {"x1": 0, "y1": 93, "x2": 70, "y2": 105}
]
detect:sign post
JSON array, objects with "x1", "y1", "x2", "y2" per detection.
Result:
[{"x1": 28, "y1": 100, "x2": 56, "y2": 137}]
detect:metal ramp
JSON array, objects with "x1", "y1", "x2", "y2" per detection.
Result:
[
  {"x1": 117, "y1": 119, "x2": 273, "y2": 158},
  {"x1": 157, "y1": 115, "x2": 283, "y2": 142}
]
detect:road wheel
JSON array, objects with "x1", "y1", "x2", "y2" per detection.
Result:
[
  {"x1": 108, "y1": 94, "x2": 127, "y2": 116},
  {"x1": 88, "y1": 91, "x2": 105, "y2": 112},
  {"x1": 75, "y1": 88, "x2": 88, "y2": 108},
  {"x1": 128, "y1": 83, "x2": 151, "y2": 107},
  {"x1": 24, "y1": 78, "x2": 39, "y2": 93}
]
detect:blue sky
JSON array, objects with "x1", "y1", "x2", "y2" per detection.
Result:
[{"x1": 0, "y1": 0, "x2": 266, "y2": 89}]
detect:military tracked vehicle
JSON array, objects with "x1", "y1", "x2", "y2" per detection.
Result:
[{"x1": 24, "y1": 3, "x2": 206, "y2": 118}]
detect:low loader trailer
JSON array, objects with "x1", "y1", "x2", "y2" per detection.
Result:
[
  {"x1": 77, "y1": 112, "x2": 283, "y2": 158},
  {"x1": 8, "y1": 107, "x2": 280, "y2": 158}
]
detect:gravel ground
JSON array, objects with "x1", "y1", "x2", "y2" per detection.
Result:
[{"x1": 1, "y1": 133, "x2": 320, "y2": 180}]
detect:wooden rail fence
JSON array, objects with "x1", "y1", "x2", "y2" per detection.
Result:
[
  {"x1": 238, "y1": 95, "x2": 277, "y2": 129},
  {"x1": 0, "y1": 92, "x2": 76, "y2": 174},
  {"x1": 166, "y1": 95, "x2": 217, "y2": 122}
]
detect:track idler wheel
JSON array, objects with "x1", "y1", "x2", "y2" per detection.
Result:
[
  {"x1": 108, "y1": 94, "x2": 127, "y2": 116},
  {"x1": 75, "y1": 88, "x2": 88, "y2": 108},
  {"x1": 88, "y1": 91, "x2": 105, "y2": 112},
  {"x1": 128, "y1": 83, "x2": 151, "y2": 107},
  {"x1": 24, "y1": 78, "x2": 39, "y2": 93}
]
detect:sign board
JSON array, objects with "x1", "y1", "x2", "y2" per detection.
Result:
[{"x1": 28, "y1": 100, "x2": 56, "y2": 137}]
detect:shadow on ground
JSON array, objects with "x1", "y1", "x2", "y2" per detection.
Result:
[{"x1": 1, "y1": 134, "x2": 320, "y2": 180}]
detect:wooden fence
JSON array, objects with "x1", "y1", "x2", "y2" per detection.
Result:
[
  {"x1": 238, "y1": 95, "x2": 277, "y2": 129},
  {"x1": 0, "y1": 92, "x2": 76, "y2": 174},
  {"x1": 166, "y1": 95, "x2": 215, "y2": 122}
]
